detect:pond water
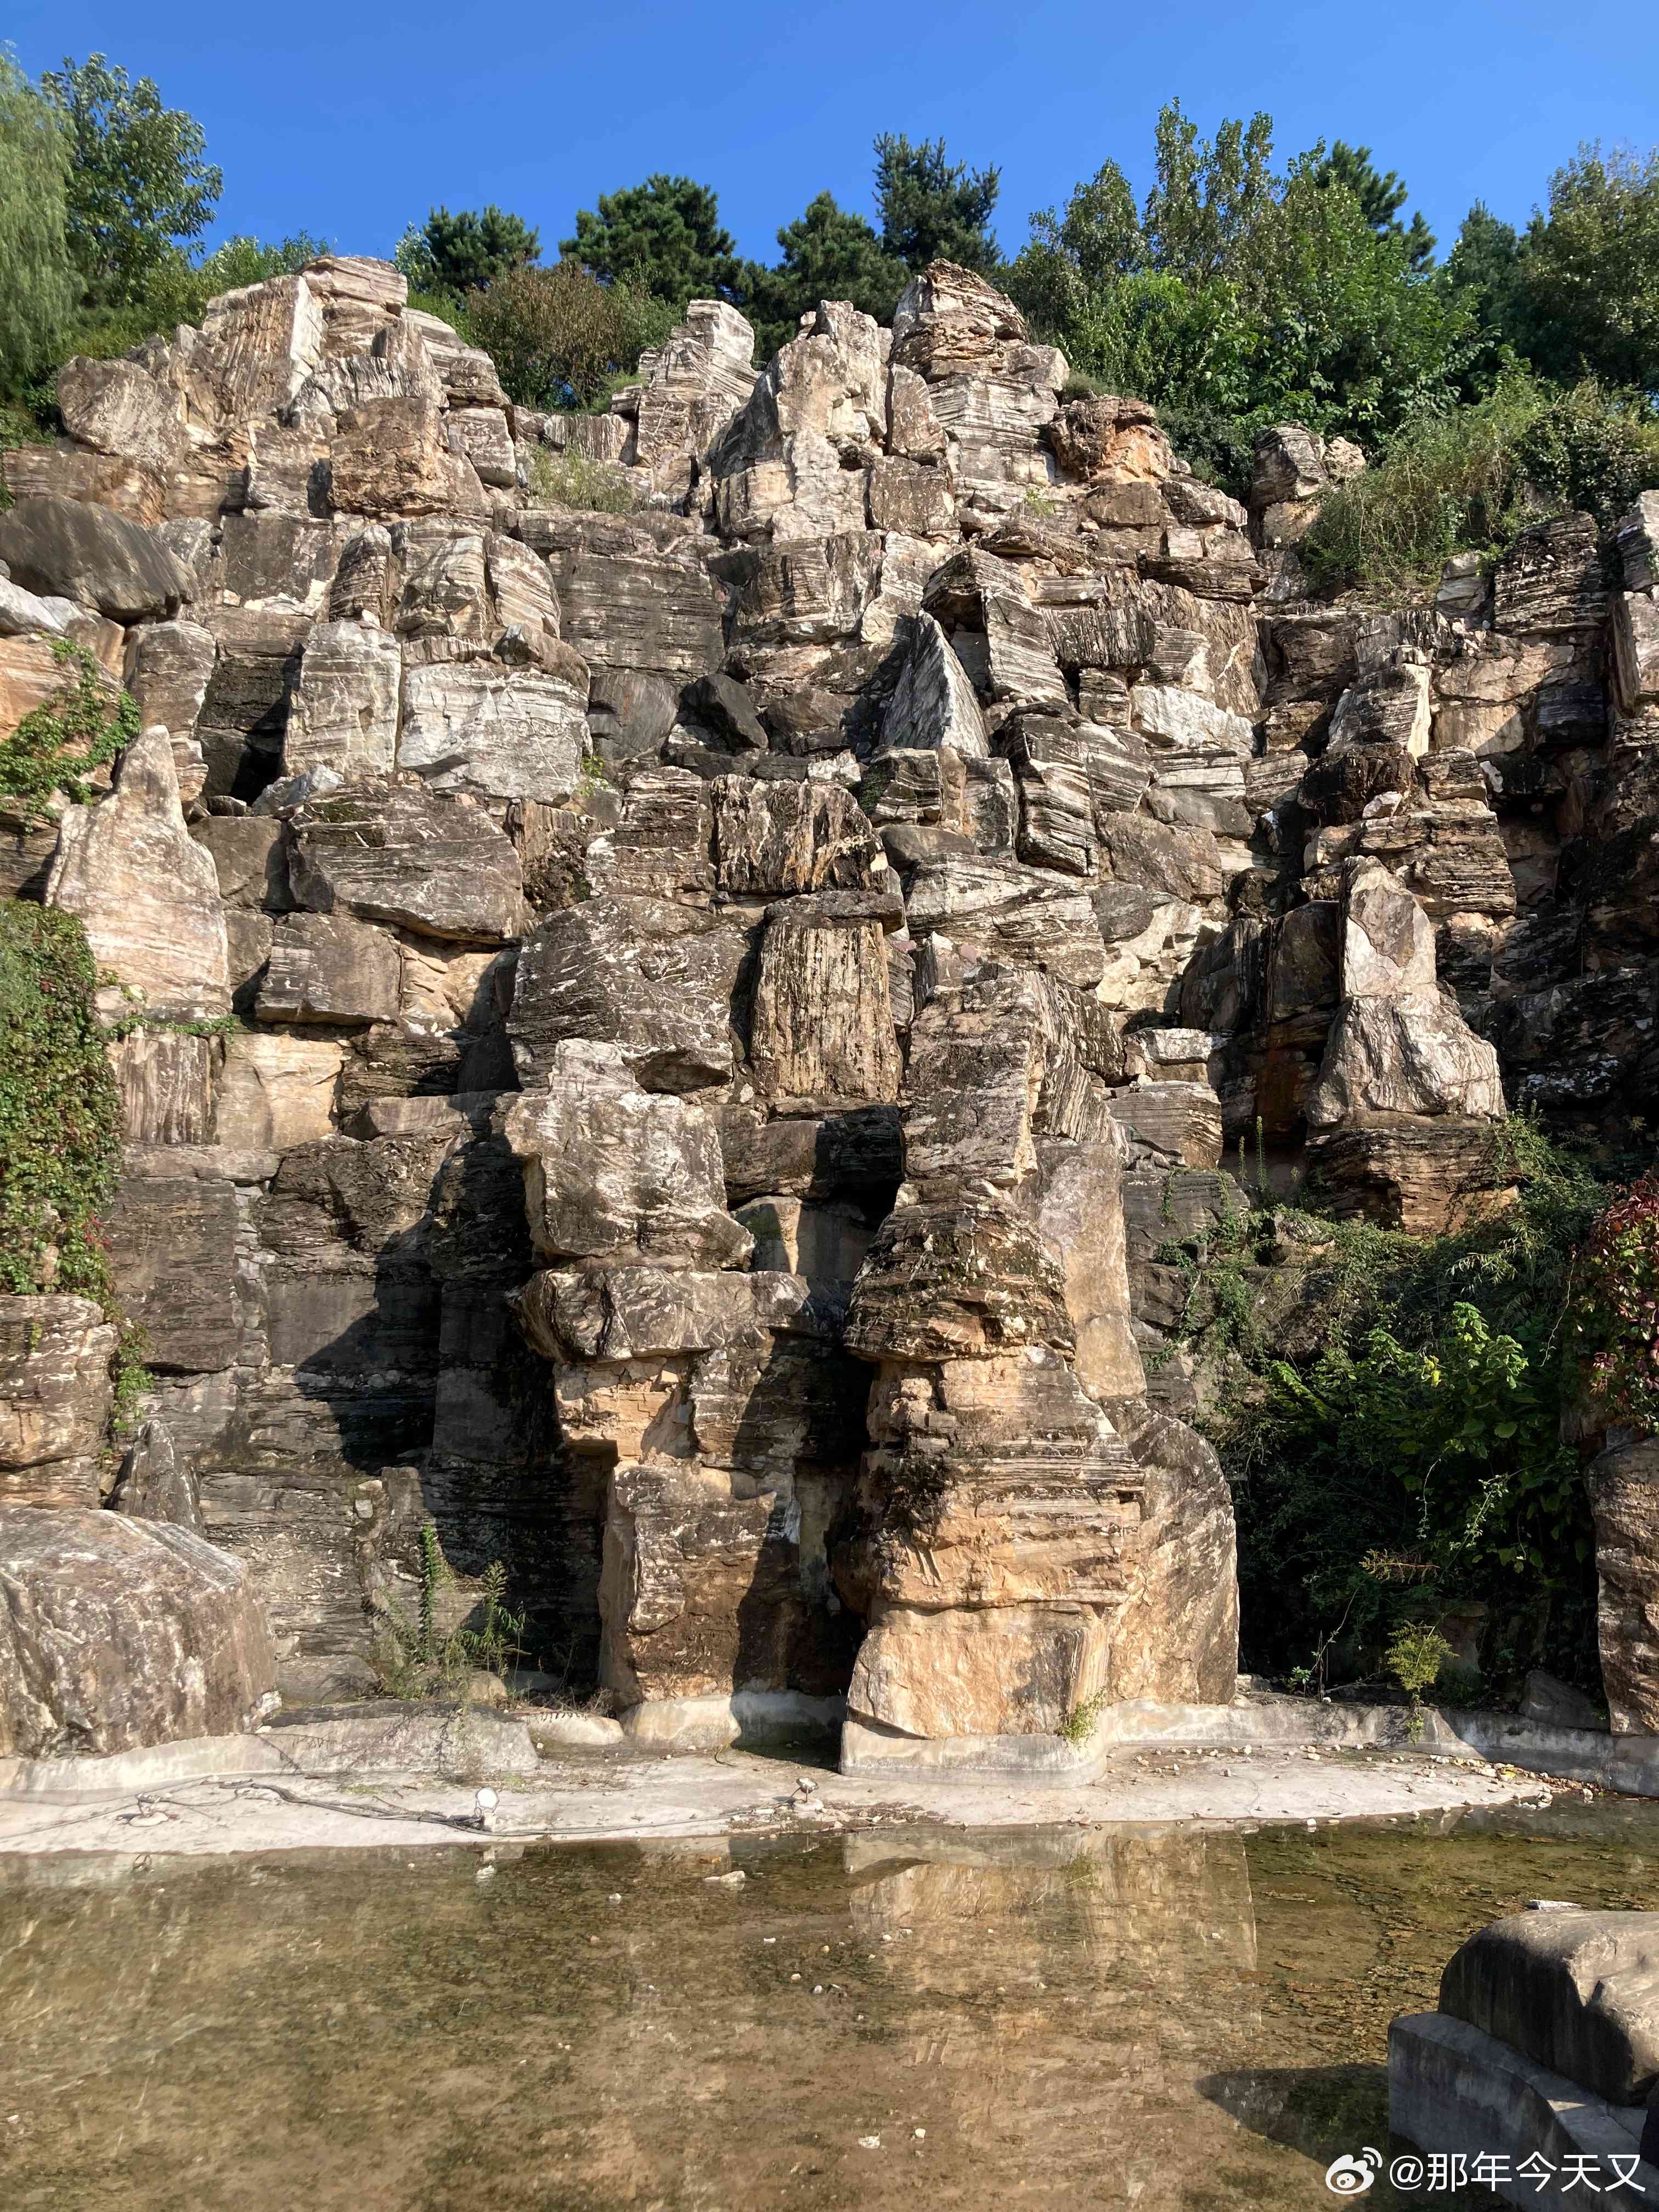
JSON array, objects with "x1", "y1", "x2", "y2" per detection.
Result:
[{"x1": 5, "y1": 1802, "x2": 1659, "y2": 2209}]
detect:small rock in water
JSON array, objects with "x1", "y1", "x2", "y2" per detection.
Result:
[{"x1": 703, "y1": 1869, "x2": 747, "y2": 1888}]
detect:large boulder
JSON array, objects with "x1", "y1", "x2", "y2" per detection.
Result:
[
  {"x1": 287, "y1": 780, "x2": 523, "y2": 945},
  {"x1": 0, "y1": 495, "x2": 190, "y2": 620},
  {"x1": 504, "y1": 1041, "x2": 752, "y2": 1269},
  {"x1": 1439, "y1": 1911, "x2": 1659, "y2": 2106},
  {"x1": 46, "y1": 726, "x2": 231, "y2": 1022},
  {"x1": 0, "y1": 1506, "x2": 275, "y2": 1758}
]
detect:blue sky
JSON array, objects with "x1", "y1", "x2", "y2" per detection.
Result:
[{"x1": 9, "y1": 0, "x2": 1658, "y2": 269}]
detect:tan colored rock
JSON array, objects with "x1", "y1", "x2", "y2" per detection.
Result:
[
  {"x1": 1592, "y1": 1438, "x2": 1659, "y2": 1734},
  {"x1": 398, "y1": 658, "x2": 588, "y2": 803},
  {"x1": 46, "y1": 726, "x2": 230, "y2": 1022},
  {"x1": 504, "y1": 1041, "x2": 752, "y2": 1269},
  {"x1": 283, "y1": 618, "x2": 401, "y2": 778},
  {"x1": 107, "y1": 1027, "x2": 216, "y2": 1144},
  {"x1": 0, "y1": 1296, "x2": 117, "y2": 1509},
  {"x1": 213, "y1": 1028, "x2": 343, "y2": 1149},
  {"x1": 55, "y1": 355, "x2": 184, "y2": 475},
  {"x1": 1306, "y1": 990, "x2": 1505, "y2": 1128},
  {"x1": 0, "y1": 1507, "x2": 275, "y2": 1757},
  {"x1": 257, "y1": 912, "x2": 401, "y2": 1025},
  {"x1": 330, "y1": 398, "x2": 489, "y2": 520},
  {"x1": 749, "y1": 901, "x2": 901, "y2": 1108}
]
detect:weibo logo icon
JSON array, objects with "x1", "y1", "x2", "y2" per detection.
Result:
[{"x1": 1324, "y1": 2148, "x2": 1383, "y2": 2195}]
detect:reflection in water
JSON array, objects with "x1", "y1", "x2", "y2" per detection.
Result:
[{"x1": 5, "y1": 1807, "x2": 1659, "y2": 2209}]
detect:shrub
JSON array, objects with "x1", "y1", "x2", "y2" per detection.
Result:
[
  {"x1": 528, "y1": 444, "x2": 639, "y2": 515},
  {"x1": 1301, "y1": 375, "x2": 1659, "y2": 594},
  {"x1": 465, "y1": 262, "x2": 670, "y2": 411},
  {"x1": 1175, "y1": 1117, "x2": 1630, "y2": 1691}
]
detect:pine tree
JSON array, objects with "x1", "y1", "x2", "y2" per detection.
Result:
[
  {"x1": 404, "y1": 204, "x2": 540, "y2": 295},
  {"x1": 873, "y1": 133, "x2": 1001, "y2": 272},
  {"x1": 562, "y1": 176, "x2": 739, "y2": 311},
  {"x1": 735, "y1": 191, "x2": 908, "y2": 356}
]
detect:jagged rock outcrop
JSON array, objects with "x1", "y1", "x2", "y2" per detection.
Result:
[{"x1": 3, "y1": 241, "x2": 1654, "y2": 1753}]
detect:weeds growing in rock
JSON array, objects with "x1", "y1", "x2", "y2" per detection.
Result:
[
  {"x1": 373, "y1": 1524, "x2": 528, "y2": 1700},
  {"x1": 528, "y1": 444, "x2": 639, "y2": 515}
]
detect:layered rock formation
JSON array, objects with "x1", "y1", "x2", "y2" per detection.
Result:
[{"x1": 0, "y1": 247, "x2": 1652, "y2": 1751}]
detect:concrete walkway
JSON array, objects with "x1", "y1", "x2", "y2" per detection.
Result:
[{"x1": 0, "y1": 1716, "x2": 1560, "y2": 1860}]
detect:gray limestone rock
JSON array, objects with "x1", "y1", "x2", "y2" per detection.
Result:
[{"x1": 0, "y1": 1506, "x2": 275, "y2": 1758}]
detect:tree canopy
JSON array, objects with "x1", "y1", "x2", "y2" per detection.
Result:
[
  {"x1": 873, "y1": 132, "x2": 1001, "y2": 272},
  {"x1": 1006, "y1": 102, "x2": 1469, "y2": 462},
  {"x1": 397, "y1": 204, "x2": 539, "y2": 296},
  {"x1": 734, "y1": 191, "x2": 907, "y2": 357},
  {"x1": 39, "y1": 53, "x2": 220, "y2": 310},
  {"x1": 562, "y1": 175, "x2": 739, "y2": 310},
  {"x1": 0, "y1": 52, "x2": 76, "y2": 386}
]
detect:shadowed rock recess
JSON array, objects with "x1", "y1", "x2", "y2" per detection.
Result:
[{"x1": 1, "y1": 252, "x2": 1652, "y2": 1756}]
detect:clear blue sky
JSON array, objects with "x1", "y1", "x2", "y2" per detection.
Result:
[{"x1": 9, "y1": 0, "x2": 1657, "y2": 268}]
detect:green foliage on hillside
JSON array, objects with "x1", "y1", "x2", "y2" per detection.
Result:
[
  {"x1": 0, "y1": 636, "x2": 139, "y2": 821},
  {"x1": 1164, "y1": 1120, "x2": 1652, "y2": 1695},
  {"x1": 1301, "y1": 375, "x2": 1659, "y2": 592},
  {"x1": 873, "y1": 132, "x2": 1001, "y2": 273},
  {"x1": 562, "y1": 174, "x2": 740, "y2": 310},
  {"x1": 1006, "y1": 100, "x2": 1474, "y2": 465},
  {"x1": 735, "y1": 191, "x2": 907, "y2": 359},
  {"x1": 396, "y1": 204, "x2": 539, "y2": 296},
  {"x1": 40, "y1": 53, "x2": 221, "y2": 312}
]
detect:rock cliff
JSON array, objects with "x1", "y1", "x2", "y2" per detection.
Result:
[{"x1": 0, "y1": 251, "x2": 1651, "y2": 1753}]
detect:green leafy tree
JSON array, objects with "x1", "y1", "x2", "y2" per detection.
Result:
[
  {"x1": 1517, "y1": 144, "x2": 1659, "y2": 394},
  {"x1": 1140, "y1": 101, "x2": 1277, "y2": 280},
  {"x1": 399, "y1": 204, "x2": 539, "y2": 295},
  {"x1": 873, "y1": 133, "x2": 1001, "y2": 272},
  {"x1": 464, "y1": 261, "x2": 672, "y2": 409},
  {"x1": 1007, "y1": 105, "x2": 1470, "y2": 464},
  {"x1": 0, "y1": 50, "x2": 76, "y2": 387},
  {"x1": 1313, "y1": 139, "x2": 1435, "y2": 269},
  {"x1": 39, "y1": 53, "x2": 220, "y2": 309},
  {"x1": 562, "y1": 175, "x2": 738, "y2": 310},
  {"x1": 735, "y1": 190, "x2": 907, "y2": 356}
]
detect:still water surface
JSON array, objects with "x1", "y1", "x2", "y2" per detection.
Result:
[{"x1": 6, "y1": 1802, "x2": 1659, "y2": 2209}]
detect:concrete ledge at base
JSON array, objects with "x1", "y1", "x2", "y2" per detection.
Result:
[
  {"x1": 620, "y1": 1691, "x2": 845, "y2": 1756},
  {"x1": 265, "y1": 1703, "x2": 540, "y2": 1780},
  {"x1": 840, "y1": 1692, "x2": 1659, "y2": 1789},
  {"x1": 0, "y1": 1731, "x2": 289, "y2": 1798},
  {"x1": 1390, "y1": 2012, "x2": 1658, "y2": 2209}
]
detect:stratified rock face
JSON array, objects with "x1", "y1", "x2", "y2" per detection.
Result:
[
  {"x1": 1439, "y1": 1911, "x2": 1659, "y2": 2105},
  {"x1": 18, "y1": 241, "x2": 1658, "y2": 1747},
  {"x1": 0, "y1": 1506, "x2": 274, "y2": 1757},
  {"x1": 1591, "y1": 1440, "x2": 1659, "y2": 1734},
  {"x1": 505, "y1": 1042, "x2": 752, "y2": 1269},
  {"x1": 0, "y1": 1297, "x2": 117, "y2": 1510}
]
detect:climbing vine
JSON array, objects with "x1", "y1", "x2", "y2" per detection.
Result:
[
  {"x1": 0, "y1": 637, "x2": 138, "y2": 824},
  {"x1": 0, "y1": 900, "x2": 150, "y2": 1436}
]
